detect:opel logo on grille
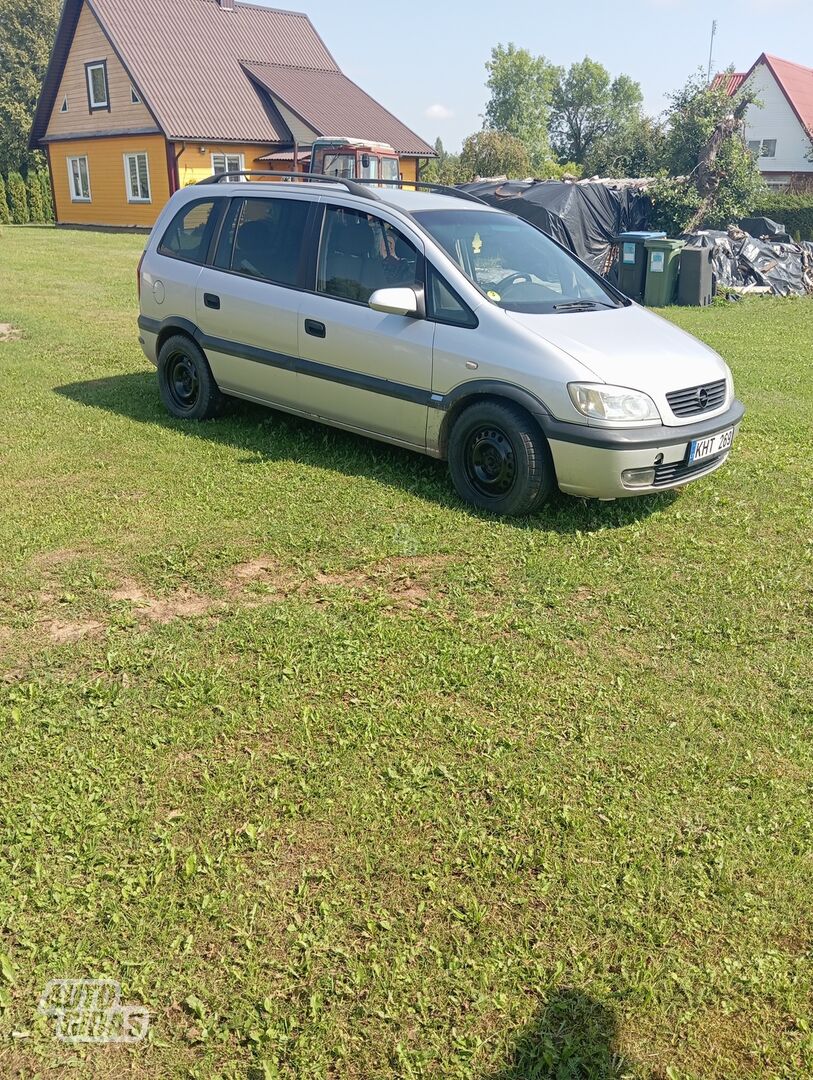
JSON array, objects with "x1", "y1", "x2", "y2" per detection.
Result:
[{"x1": 697, "y1": 387, "x2": 709, "y2": 409}]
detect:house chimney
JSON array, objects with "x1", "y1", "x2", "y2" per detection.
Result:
[{"x1": 218, "y1": 0, "x2": 235, "y2": 9}]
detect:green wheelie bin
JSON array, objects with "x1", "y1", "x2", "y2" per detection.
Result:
[
  {"x1": 643, "y1": 238, "x2": 685, "y2": 307},
  {"x1": 616, "y1": 231, "x2": 666, "y2": 302}
]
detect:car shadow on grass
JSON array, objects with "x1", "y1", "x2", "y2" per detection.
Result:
[
  {"x1": 485, "y1": 988, "x2": 635, "y2": 1079},
  {"x1": 56, "y1": 372, "x2": 678, "y2": 535}
]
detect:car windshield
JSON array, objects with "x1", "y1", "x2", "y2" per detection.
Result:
[{"x1": 412, "y1": 209, "x2": 623, "y2": 314}]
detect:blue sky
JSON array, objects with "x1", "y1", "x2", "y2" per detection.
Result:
[{"x1": 257, "y1": 0, "x2": 810, "y2": 151}]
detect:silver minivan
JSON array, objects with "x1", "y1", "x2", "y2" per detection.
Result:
[{"x1": 138, "y1": 176, "x2": 744, "y2": 516}]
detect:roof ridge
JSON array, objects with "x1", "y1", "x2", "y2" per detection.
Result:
[
  {"x1": 243, "y1": 59, "x2": 339, "y2": 73},
  {"x1": 198, "y1": 0, "x2": 310, "y2": 17},
  {"x1": 763, "y1": 53, "x2": 813, "y2": 75}
]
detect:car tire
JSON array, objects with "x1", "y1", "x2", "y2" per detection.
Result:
[
  {"x1": 448, "y1": 399, "x2": 555, "y2": 516},
  {"x1": 157, "y1": 334, "x2": 225, "y2": 420}
]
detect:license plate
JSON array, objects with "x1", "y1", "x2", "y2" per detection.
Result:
[{"x1": 688, "y1": 427, "x2": 734, "y2": 464}]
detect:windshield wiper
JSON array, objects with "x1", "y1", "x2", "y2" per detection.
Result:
[{"x1": 553, "y1": 300, "x2": 615, "y2": 312}]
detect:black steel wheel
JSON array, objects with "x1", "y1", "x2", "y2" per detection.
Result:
[
  {"x1": 157, "y1": 334, "x2": 225, "y2": 420},
  {"x1": 448, "y1": 399, "x2": 554, "y2": 515},
  {"x1": 463, "y1": 424, "x2": 517, "y2": 499}
]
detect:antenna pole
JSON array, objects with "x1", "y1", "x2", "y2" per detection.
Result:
[{"x1": 707, "y1": 19, "x2": 718, "y2": 85}]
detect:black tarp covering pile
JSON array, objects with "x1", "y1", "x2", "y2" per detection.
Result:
[
  {"x1": 683, "y1": 229, "x2": 813, "y2": 296},
  {"x1": 457, "y1": 180, "x2": 652, "y2": 274}
]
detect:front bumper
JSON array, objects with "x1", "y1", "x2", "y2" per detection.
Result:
[{"x1": 541, "y1": 400, "x2": 745, "y2": 499}]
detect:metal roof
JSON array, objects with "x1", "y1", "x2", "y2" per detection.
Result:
[
  {"x1": 31, "y1": 0, "x2": 434, "y2": 155},
  {"x1": 711, "y1": 72, "x2": 746, "y2": 96},
  {"x1": 242, "y1": 62, "x2": 434, "y2": 157},
  {"x1": 713, "y1": 54, "x2": 813, "y2": 140}
]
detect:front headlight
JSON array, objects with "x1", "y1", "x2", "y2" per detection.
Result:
[{"x1": 568, "y1": 383, "x2": 660, "y2": 422}]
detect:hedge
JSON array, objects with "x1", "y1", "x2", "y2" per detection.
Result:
[
  {"x1": 6, "y1": 171, "x2": 29, "y2": 224},
  {"x1": 750, "y1": 193, "x2": 813, "y2": 240},
  {"x1": 0, "y1": 174, "x2": 10, "y2": 225}
]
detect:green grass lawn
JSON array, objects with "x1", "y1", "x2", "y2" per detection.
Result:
[{"x1": 0, "y1": 225, "x2": 812, "y2": 1079}]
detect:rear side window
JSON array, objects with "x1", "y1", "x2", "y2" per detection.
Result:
[
  {"x1": 221, "y1": 197, "x2": 310, "y2": 287},
  {"x1": 317, "y1": 206, "x2": 420, "y2": 304},
  {"x1": 158, "y1": 199, "x2": 220, "y2": 264}
]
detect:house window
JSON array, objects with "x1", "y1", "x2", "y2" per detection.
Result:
[
  {"x1": 749, "y1": 139, "x2": 778, "y2": 159},
  {"x1": 124, "y1": 152, "x2": 151, "y2": 202},
  {"x1": 60, "y1": 95, "x2": 68, "y2": 113},
  {"x1": 67, "y1": 155, "x2": 90, "y2": 202},
  {"x1": 85, "y1": 61, "x2": 109, "y2": 110},
  {"x1": 211, "y1": 152, "x2": 244, "y2": 181},
  {"x1": 130, "y1": 85, "x2": 141, "y2": 105}
]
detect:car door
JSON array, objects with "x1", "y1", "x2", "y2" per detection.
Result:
[
  {"x1": 195, "y1": 193, "x2": 311, "y2": 408},
  {"x1": 296, "y1": 203, "x2": 434, "y2": 448}
]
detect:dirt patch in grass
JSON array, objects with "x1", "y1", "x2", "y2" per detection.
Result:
[
  {"x1": 0, "y1": 323, "x2": 22, "y2": 343},
  {"x1": 30, "y1": 546, "x2": 88, "y2": 571},
  {"x1": 18, "y1": 553, "x2": 454, "y2": 650},
  {"x1": 45, "y1": 618, "x2": 104, "y2": 643},
  {"x1": 111, "y1": 579, "x2": 210, "y2": 624}
]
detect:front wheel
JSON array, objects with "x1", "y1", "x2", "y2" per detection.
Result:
[
  {"x1": 448, "y1": 400, "x2": 555, "y2": 516},
  {"x1": 157, "y1": 334, "x2": 225, "y2": 420}
]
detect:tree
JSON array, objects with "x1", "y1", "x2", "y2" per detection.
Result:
[
  {"x1": 459, "y1": 130, "x2": 531, "y2": 181},
  {"x1": 26, "y1": 169, "x2": 45, "y2": 221},
  {"x1": 0, "y1": 0, "x2": 61, "y2": 174},
  {"x1": 38, "y1": 167, "x2": 53, "y2": 221},
  {"x1": 0, "y1": 174, "x2": 10, "y2": 224},
  {"x1": 650, "y1": 71, "x2": 766, "y2": 233},
  {"x1": 422, "y1": 137, "x2": 462, "y2": 186},
  {"x1": 550, "y1": 58, "x2": 644, "y2": 169},
  {"x1": 484, "y1": 43, "x2": 559, "y2": 170},
  {"x1": 585, "y1": 115, "x2": 666, "y2": 178},
  {"x1": 6, "y1": 170, "x2": 29, "y2": 223}
]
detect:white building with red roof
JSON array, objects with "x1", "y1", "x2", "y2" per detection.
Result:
[{"x1": 713, "y1": 54, "x2": 813, "y2": 192}]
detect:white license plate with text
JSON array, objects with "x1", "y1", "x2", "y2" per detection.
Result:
[{"x1": 688, "y1": 427, "x2": 734, "y2": 464}]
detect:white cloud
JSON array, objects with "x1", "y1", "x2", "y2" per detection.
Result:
[{"x1": 425, "y1": 103, "x2": 454, "y2": 121}]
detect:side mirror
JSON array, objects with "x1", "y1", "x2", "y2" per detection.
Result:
[{"x1": 368, "y1": 287, "x2": 422, "y2": 317}]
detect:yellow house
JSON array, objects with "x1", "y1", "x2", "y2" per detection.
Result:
[{"x1": 30, "y1": 0, "x2": 434, "y2": 228}]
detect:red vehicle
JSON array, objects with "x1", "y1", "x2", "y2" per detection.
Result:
[{"x1": 309, "y1": 138, "x2": 401, "y2": 183}]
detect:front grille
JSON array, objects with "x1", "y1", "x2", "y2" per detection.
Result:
[
  {"x1": 666, "y1": 379, "x2": 727, "y2": 417},
  {"x1": 653, "y1": 453, "x2": 726, "y2": 487}
]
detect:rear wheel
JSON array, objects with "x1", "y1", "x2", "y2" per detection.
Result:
[
  {"x1": 157, "y1": 335, "x2": 225, "y2": 420},
  {"x1": 448, "y1": 400, "x2": 554, "y2": 516}
]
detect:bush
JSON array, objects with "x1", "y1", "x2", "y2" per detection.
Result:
[
  {"x1": 38, "y1": 169, "x2": 54, "y2": 222},
  {"x1": 7, "y1": 170, "x2": 29, "y2": 224},
  {"x1": 459, "y1": 130, "x2": 531, "y2": 181},
  {"x1": 750, "y1": 193, "x2": 813, "y2": 240},
  {"x1": 648, "y1": 175, "x2": 704, "y2": 235},
  {"x1": 0, "y1": 174, "x2": 10, "y2": 224},
  {"x1": 27, "y1": 170, "x2": 46, "y2": 222}
]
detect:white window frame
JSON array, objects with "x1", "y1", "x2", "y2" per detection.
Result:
[
  {"x1": 67, "y1": 155, "x2": 91, "y2": 202},
  {"x1": 760, "y1": 139, "x2": 777, "y2": 159},
  {"x1": 86, "y1": 61, "x2": 109, "y2": 109},
  {"x1": 60, "y1": 95, "x2": 69, "y2": 113},
  {"x1": 130, "y1": 85, "x2": 141, "y2": 105},
  {"x1": 124, "y1": 152, "x2": 151, "y2": 203},
  {"x1": 211, "y1": 152, "x2": 245, "y2": 182}
]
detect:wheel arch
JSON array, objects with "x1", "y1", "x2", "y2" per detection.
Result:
[
  {"x1": 154, "y1": 317, "x2": 201, "y2": 358},
  {"x1": 436, "y1": 381, "x2": 551, "y2": 459}
]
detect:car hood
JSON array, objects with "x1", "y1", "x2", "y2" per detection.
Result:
[{"x1": 506, "y1": 303, "x2": 728, "y2": 395}]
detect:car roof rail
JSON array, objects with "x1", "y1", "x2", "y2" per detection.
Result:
[
  {"x1": 195, "y1": 171, "x2": 382, "y2": 201},
  {"x1": 353, "y1": 178, "x2": 489, "y2": 205}
]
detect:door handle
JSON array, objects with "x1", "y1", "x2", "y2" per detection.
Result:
[
  {"x1": 204, "y1": 293, "x2": 221, "y2": 310},
  {"x1": 304, "y1": 319, "x2": 326, "y2": 338}
]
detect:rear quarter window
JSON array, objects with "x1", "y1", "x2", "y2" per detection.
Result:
[{"x1": 158, "y1": 199, "x2": 221, "y2": 265}]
